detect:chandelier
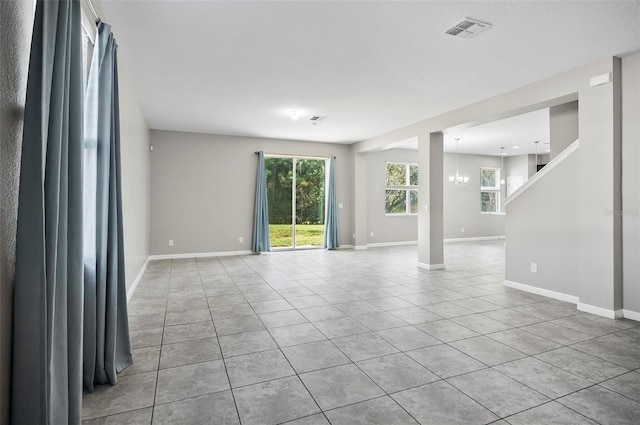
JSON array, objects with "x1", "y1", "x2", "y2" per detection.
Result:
[{"x1": 449, "y1": 138, "x2": 469, "y2": 186}]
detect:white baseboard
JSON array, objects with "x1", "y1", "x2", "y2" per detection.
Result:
[
  {"x1": 444, "y1": 236, "x2": 505, "y2": 243},
  {"x1": 337, "y1": 244, "x2": 354, "y2": 250},
  {"x1": 417, "y1": 262, "x2": 445, "y2": 270},
  {"x1": 622, "y1": 309, "x2": 640, "y2": 321},
  {"x1": 504, "y1": 280, "x2": 632, "y2": 320},
  {"x1": 127, "y1": 257, "x2": 150, "y2": 302},
  {"x1": 503, "y1": 280, "x2": 579, "y2": 304},
  {"x1": 354, "y1": 245, "x2": 368, "y2": 250},
  {"x1": 577, "y1": 303, "x2": 623, "y2": 319},
  {"x1": 367, "y1": 240, "x2": 418, "y2": 248},
  {"x1": 148, "y1": 250, "x2": 253, "y2": 260}
]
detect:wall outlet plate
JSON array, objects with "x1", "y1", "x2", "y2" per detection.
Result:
[{"x1": 530, "y1": 262, "x2": 537, "y2": 273}]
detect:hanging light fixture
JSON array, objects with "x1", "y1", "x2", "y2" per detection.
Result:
[
  {"x1": 499, "y1": 146, "x2": 506, "y2": 185},
  {"x1": 449, "y1": 138, "x2": 469, "y2": 186}
]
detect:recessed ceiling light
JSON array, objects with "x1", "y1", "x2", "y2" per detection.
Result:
[
  {"x1": 513, "y1": 146, "x2": 520, "y2": 149},
  {"x1": 289, "y1": 110, "x2": 300, "y2": 120},
  {"x1": 546, "y1": 149, "x2": 551, "y2": 153}
]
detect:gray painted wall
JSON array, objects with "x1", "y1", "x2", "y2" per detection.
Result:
[
  {"x1": 0, "y1": 2, "x2": 33, "y2": 422},
  {"x1": 622, "y1": 52, "x2": 640, "y2": 314},
  {"x1": 505, "y1": 154, "x2": 530, "y2": 183},
  {"x1": 505, "y1": 150, "x2": 580, "y2": 296},
  {"x1": 444, "y1": 153, "x2": 505, "y2": 239},
  {"x1": 550, "y1": 101, "x2": 579, "y2": 160},
  {"x1": 357, "y1": 148, "x2": 507, "y2": 245},
  {"x1": 365, "y1": 149, "x2": 418, "y2": 244},
  {"x1": 149, "y1": 131, "x2": 352, "y2": 255}
]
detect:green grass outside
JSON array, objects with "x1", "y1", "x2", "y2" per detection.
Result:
[{"x1": 269, "y1": 224, "x2": 324, "y2": 248}]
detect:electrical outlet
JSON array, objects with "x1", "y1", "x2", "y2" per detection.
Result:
[
  {"x1": 370, "y1": 232, "x2": 374, "y2": 237},
  {"x1": 168, "y1": 239, "x2": 174, "y2": 246},
  {"x1": 239, "y1": 236, "x2": 243, "y2": 243},
  {"x1": 461, "y1": 227, "x2": 465, "y2": 233},
  {"x1": 531, "y1": 262, "x2": 537, "y2": 273},
  {"x1": 339, "y1": 203, "x2": 343, "y2": 209}
]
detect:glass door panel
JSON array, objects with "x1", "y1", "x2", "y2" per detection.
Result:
[
  {"x1": 295, "y1": 159, "x2": 325, "y2": 248},
  {"x1": 265, "y1": 157, "x2": 293, "y2": 249}
]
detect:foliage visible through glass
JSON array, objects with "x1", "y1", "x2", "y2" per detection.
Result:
[
  {"x1": 410, "y1": 165, "x2": 418, "y2": 186},
  {"x1": 385, "y1": 162, "x2": 418, "y2": 214},
  {"x1": 480, "y1": 168, "x2": 497, "y2": 189},
  {"x1": 386, "y1": 190, "x2": 407, "y2": 214},
  {"x1": 410, "y1": 190, "x2": 418, "y2": 214},
  {"x1": 385, "y1": 163, "x2": 406, "y2": 186},
  {"x1": 481, "y1": 191, "x2": 497, "y2": 213},
  {"x1": 265, "y1": 157, "x2": 326, "y2": 248}
]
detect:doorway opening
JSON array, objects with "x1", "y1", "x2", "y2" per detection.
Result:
[{"x1": 265, "y1": 155, "x2": 326, "y2": 249}]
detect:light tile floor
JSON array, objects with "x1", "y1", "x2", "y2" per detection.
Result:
[{"x1": 83, "y1": 241, "x2": 640, "y2": 425}]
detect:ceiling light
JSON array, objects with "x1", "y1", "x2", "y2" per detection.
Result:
[
  {"x1": 445, "y1": 17, "x2": 492, "y2": 39},
  {"x1": 513, "y1": 146, "x2": 520, "y2": 150},
  {"x1": 449, "y1": 138, "x2": 469, "y2": 186},
  {"x1": 290, "y1": 110, "x2": 299, "y2": 120}
]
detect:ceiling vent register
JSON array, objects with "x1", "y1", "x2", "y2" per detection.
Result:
[
  {"x1": 310, "y1": 116, "x2": 328, "y2": 125},
  {"x1": 446, "y1": 18, "x2": 492, "y2": 39}
]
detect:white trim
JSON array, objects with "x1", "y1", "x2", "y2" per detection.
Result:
[
  {"x1": 354, "y1": 245, "x2": 368, "y2": 250},
  {"x1": 417, "y1": 262, "x2": 445, "y2": 270},
  {"x1": 444, "y1": 236, "x2": 505, "y2": 243},
  {"x1": 503, "y1": 280, "x2": 579, "y2": 304},
  {"x1": 148, "y1": 250, "x2": 253, "y2": 260},
  {"x1": 127, "y1": 257, "x2": 149, "y2": 302},
  {"x1": 337, "y1": 244, "x2": 354, "y2": 250},
  {"x1": 503, "y1": 139, "x2": 579, "y2": 206},
  {"x1": 577, "y1": 303, "x2": 623, "y2": 319},
  {"x1": 622, "y1": 309, "x2": 640, "y2": 321},
  {"x1": 367, "y1": 240, "x2": 418, "y2": 248}
]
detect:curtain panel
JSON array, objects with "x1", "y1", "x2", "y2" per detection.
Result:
[
  {"x1": 252, "y1": 151, "x2": 271, "y2": 252},
  {"x1": 324, "y1": 156, "x2": 339, "y2": 249},
  {"x1": 12, "y1": 1, "x2": 85, "y2": 423},
  {"x1": 82, "y1": 21, "x2": 132, "y2": 392}
]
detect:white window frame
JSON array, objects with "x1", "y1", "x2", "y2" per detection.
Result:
[
  {"x1": 480, "y1": 167, "x2": 501, "y2": 214},
  {"x1": 385, "y1": 162, "x2": 418, "y2": 215}
]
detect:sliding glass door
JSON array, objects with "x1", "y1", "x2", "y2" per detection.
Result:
[{"x1": 265, "y1": 156, "x2": 326, "y2": 249}]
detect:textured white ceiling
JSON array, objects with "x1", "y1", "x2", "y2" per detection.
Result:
[
  {"x1": 97, "y1": 0, "x2": 640, "y2": 147},
  {"x1": 395, "y1": 108, "x2": 551, "y2": 155}
]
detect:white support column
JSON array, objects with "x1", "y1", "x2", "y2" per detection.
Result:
[
  {"x1": 353, "y1": 152, "x2": 368, "y2": 249},
  {"x1": 577, "y1": 57, "x2": 623, "y2": 316},
  {"x1": 418, "y1": 132, "x2": 444, "y2": 269}
]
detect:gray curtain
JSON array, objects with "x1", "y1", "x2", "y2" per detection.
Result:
[
  {"x1": 83, "y1": 22, "x2": 132, "y2": 392},
  {"x1": 324, "y1": 156, "x2": 339, "y2": 249},
  {"x1": 252, "y1": 151, "x2": 271, "y2": 252},
  {"x1": 12, "y1": 1, "x2": 84, "y2": 423}
]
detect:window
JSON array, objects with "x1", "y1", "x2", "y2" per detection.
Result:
[
  {"x1": 480, "y1": 167, "x2": 500, "y2": 213},
  {"x1": 385, "y1": 162, "x2": 418, "y2": 214}
]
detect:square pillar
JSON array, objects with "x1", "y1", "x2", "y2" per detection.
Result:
[{"x1": 418, "y1": 132, "x2": 444, "y2": 269}]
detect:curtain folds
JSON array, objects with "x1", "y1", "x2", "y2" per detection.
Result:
[
  {"x1": 83, "y1": 22, "x2": 132, "y2": 392},
  {"x1": 324, "y1": 156, "x2": 339, "y2": 249},
  {"x1": 252, "y1": 151, "x2": 271, "y2": 252},
  {"x1": 12, "y1": 1, "x2": 85, "y2": 423}
]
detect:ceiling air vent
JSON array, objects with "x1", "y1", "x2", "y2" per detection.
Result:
[
  {"x1": 445, "y1": 18, "x2": 491, "y2": 39},
  {"x1": 309, "y1": 116, "x2": 328, "y2": 125}
]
